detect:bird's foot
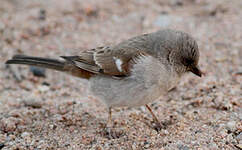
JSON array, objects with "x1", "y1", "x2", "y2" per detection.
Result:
[
  {"x1": 153, "y1": 121, "x2": 164, "y2": 132},
  {"x1": 101, "y1": 126, "x2": 125, "y2": 139}
]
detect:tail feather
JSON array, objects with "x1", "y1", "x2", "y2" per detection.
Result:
[
  {"x1": 6, "y1": 55, "x2": 65, "y2": 71},
  {"x1": 6, "y1": 54, "x2": 94, "y2": 79},
  {"x1": 12, "y1": 55, "x2": 63, "y2": 64}
]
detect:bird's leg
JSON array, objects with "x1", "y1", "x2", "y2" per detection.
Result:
[
  {"x1": 103, "y1": 107, "x2": 118, "y2": 139},
  {"x1": 145, "y1": 104, "x2": 162, "y2": 131},
  {"x1": 106, "y1": 107, "x2": 112, "y2": 128},
  {"x1": 101, "y1": 107, "x2": 125, "y2": 139}
]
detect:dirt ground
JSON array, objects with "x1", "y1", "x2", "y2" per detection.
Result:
[{"x1": 0, "y1": 0, "x2": 241, "y2": 149}]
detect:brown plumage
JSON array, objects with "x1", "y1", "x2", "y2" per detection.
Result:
[{"x1": 6, "y1": 45, "x2": 149, "y2": 79}]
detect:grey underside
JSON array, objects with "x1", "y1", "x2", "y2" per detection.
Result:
[{"x1": 88, "y1": 55, "x2": 179, "y2": 108}]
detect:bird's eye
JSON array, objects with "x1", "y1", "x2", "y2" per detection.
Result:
[{"x1": 183, "y1": 58, "x2": 193, "y2": 66}]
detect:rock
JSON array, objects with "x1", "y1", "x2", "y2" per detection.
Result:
[
  {"x1": 38, "y1": 85, "x2": 50, "y2": 93},
  {"x1": 226, "y1": 121, "x2": 237, "y2": 132},
  {"x1": 235, "y1": 144, "x2": 242, "y2": 150},
  {"x1": 177, "y1": 144, "x2": 189, "y2": 150},
  {"x1": 84, "y1": 5, "x2": 98, "y2": 17},
  {"x1": 21, "y1": 132, "x2": 30, "y2": 138},
  {"x1": 23, "y1": 99, "x2": 42, "y2": 109},
  {"x1": 0, "y1": 117, "x2": 17, "y2": 132},
  {"x1": 38, "y1": 9, "x2": 46, "y2": 20},
  {"x1": 30, "y1": 66, "x2": 46, "y2": 77},
  {"x1": 0, "y1": 143, "x2": 5, "y2": 149},
  {"x1": 170, "y1": 0, "x2": 183, "y2": 6},
  {"x1": 208, "y1": 143, "x2": 218, "y2": 149},
  {"x1": 235, "y1": 132, "x2": 242, "y2": 143}
]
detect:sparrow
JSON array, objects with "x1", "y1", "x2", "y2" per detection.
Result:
[{"x1": 6, "y1": 29, "x2": 202, "y2": 130}]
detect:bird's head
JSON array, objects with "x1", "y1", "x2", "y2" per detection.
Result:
[{"x1": 170, "y1": 32, "x2": 202, "y2": 77}]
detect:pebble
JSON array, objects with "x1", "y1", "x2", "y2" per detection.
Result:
[
  {"x1": 0, "y1": 118, "x2": 17, "y2": 132},
  {"x1": 49, "y1": 124, "x2": 56, "y2": 130},
  {"x1": 235, "y1": 144, "x2": 242, "y2": 149},
  {"x1": 38, "y1": 85, "x2": 50, "y2": 93},
  {"x1": 226, "y1": 121, "x2": 237, "y2": 132},
  {"x1": 21, "y1": 132, "x2": 30, "y2": 138},
  {"x1": 236, "y1": 132, "x2": 242, "y2": 143},
  {"x1": 38, "y1": 9, "x2": 46, "y2": 20},
  {"x1": 177, "y1": 144, "x2": 189, "y2": 150},
  {"x1": 163, "y1": 129, "x2": 169, "y2": 135},
  {"x1": 219, "y1": 128, "x2": 227, "y2": 138},
  {"x1": 0, "y1": 143, "x2": 5, "y2": 149},
  {"x1": 22, "y1": 99, "x2": 42, "y2": 108},
  {"x1": 208, "y1": 143, "x2": 218, "y2": 149},
  {"x1": 0, "y1": 0, "x2": 241, "y2": 149},
  {"x1": 30, "y1": 66, "x2": 46, "y2": 77},
  {"x1": 170, "y1": 0, "x2": 183, "y2": 6}
]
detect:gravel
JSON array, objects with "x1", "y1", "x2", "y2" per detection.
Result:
[{"x1": 0, "y1": 0, "x2": 241, "y2": 149}]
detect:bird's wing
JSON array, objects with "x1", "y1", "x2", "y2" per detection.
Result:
[{"x1": 61, "y1": 46, "x2": 149, "y2": 77}]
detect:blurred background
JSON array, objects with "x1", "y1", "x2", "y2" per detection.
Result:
[{"x1": 0, "y1": 0, "x2": 241, "y2": 149}]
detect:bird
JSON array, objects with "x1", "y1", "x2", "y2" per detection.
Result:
[{"x1": 6, "y1": 29, "x2": 202, "y2": 131}]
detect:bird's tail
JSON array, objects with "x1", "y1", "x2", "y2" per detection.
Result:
[
  {"x1": 6, "y1": 55, "x2": 66, "y2": 71},
  {"x1": 6, "y1": 55, "x2": 93, "y2": 79}
]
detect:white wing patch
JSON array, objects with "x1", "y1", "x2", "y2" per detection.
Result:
[{"x1": 113, "y1": 57, "x2": 123, "y2": 72}]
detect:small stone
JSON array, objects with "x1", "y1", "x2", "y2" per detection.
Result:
[
  {"x1": 163, "y1": 129, "x2": 169, "y2": 135},
  {"x1": 49, "y1": 124, "x2": 57, "y2": 130},
  {"x1": 30, "y1": 66, "x2": 46, "y2": 77},
  {"x1": 208, "y1": 143, "x2": 218, "y2": 149},
  {"x1": 219, "y1": 128, "x2": 228, "y2": 138},
  {"x1": 23, "y1": 99, "x2": 42, "y2": 109},
  {"x1": 226, "y1": 133, "x2": 235, "y2": 143},
  {"x1": 170, "y1": 0, "x2": 183, "y2": 6},
  {"x1": 8, "y1": 134, "x2": 16, "y2": 140},
  {"x1": 21, "y1": 132, "x2": 30, "y2": 138},
  {"x1": 39, "y1": 9, "x2": 46, "y2": 20},
  {"x1": 38, "y1": 85, "x2": 50, "y2": 93},
  {"x1": 234, "y1": 71, "x2": 242, "y2": 75},
  {"x1": 144, "y1": 141, "x2": 150, "y2": 148},
  {"x1": 0, "y1": 118, "x2": 17, "y2": 132},
  {"x1": 177, "y1": 144, "x2": 189, "y2": 150},
  {"x1": 0, "y1": 143, "x2": 5, "y2": 149},
  {"x1": 226, "y1": 121, "x2": 237, "y2": 132},
  {"x1": 84, "y1": 5, "x2": 98, "y2": 17},
  {"x1": 235, "y1": 144, "x2": 242, "y2": 150},
  {"x1": 9, "y1": 110, "x2": 22, "y2": 118},
  {"x1": 235, "y1": 132, "x2": 242, "y2": 143}
]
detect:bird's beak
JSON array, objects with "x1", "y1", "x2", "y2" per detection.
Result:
[{"x1": 189, "y1": 66, "x2": 202, "y2": 77}]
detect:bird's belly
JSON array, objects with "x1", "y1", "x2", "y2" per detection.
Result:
[
  {"x1": 88, "y1": 75, "x2": 174, "y2": 108},
  {"x1": 88, "y1": 55, "x2": 180, "y2": 108}
]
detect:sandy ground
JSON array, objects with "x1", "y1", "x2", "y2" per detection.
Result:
[{"x1": 0, "y1": 0, "x2": 241, "y2": 149}]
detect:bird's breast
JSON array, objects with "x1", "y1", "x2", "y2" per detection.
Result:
[{"x1": 88, "y1": 56, "x2": 180, "y2": 108}]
